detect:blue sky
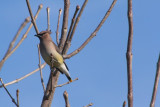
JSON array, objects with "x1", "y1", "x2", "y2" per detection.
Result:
[{"x1": 1, "y1": 0, "x2": 160, "y2": 107}]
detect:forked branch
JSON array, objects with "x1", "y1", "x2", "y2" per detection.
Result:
[
  {"x1": 0, "y1": 63, "x2": 46, "y2": 88},
  {"x1": 0, "y1": 17, "x2": 30, "y2": 71},
  {"x1": 59, "y1": 0, "x2": 70, "y2": 50},
  {"x1": 64, "y1": 0, "x2": 117, "y2": 59},
  {"x1": 0, "y1": 78, "x2": 18, "y2": 107}
]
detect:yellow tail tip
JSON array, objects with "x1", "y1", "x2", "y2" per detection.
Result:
[{"x1": 69, "y1": 79, "x2": 73, "y2": 82}]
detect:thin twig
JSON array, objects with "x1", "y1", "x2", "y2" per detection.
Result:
[
  {"x1": 123, "y1": 101, "x2": 126, "y2": 107},
  {"x1": 64, "y1": 0, "x2": 117, "y2": 59},
  {"x1": 0, "y1": 4, "x2": 42, "y2": 72},
  {"x1": 62, "y1": 5, "x2": 80, "y2": 54},
  {"x1": 63, "y1": 91, "x2": 70, "y2": 107},
  {"x1": 150, "y1": 54, "x2": 160, "y2": 107},
  {"x1": 0, "y1": 78, "x2": 18, "y2": 107},
  {"x1": 56, "y1": 9, "x2": 62, "y2": 45},
  {"x1": 126, "y1": 0, "x2": 133, "y2": 106},
  {"x1": 16, "y1": 89, "x2": 20, "y2": 107},
  {"x1": 26, "y1": 0, "x2": 39, "y2": 34},
  {"x1": 65, "y1": 0, "x2": 88, "y2": 53},
  {"x1": 0, "y1": 17, "x2": 30, "y2": 71},
  {"x1": 47, "y1": 7, "x2": 50, "y2": 31},
  {"x1": 59, "y1": 0, "x2": 70, "y2": 50},
  {"x1": 54, "y1": 78, "x2": 78, "y2": 88},
  {"x1": 83, "y1": 103, "x2": 93, "y2": 107},
  {"x1": 38, "y1": 44, "x2": 46, "y2": 93},
  {"x1": 0, "y1": 63, "x2": 46, "y2": 88}
]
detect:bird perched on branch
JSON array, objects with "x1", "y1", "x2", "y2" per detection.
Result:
[{"x1": 35, "y1": 31, "x2": 72, "y2": 82}]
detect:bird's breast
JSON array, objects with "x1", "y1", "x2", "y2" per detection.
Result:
[{"x1": 40, "y1": 41, "x2": 63, "y2": 67}]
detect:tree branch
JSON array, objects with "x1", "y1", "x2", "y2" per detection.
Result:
[
  {"x1": 0, "y1": 63, "x2": 46, "y2": 88},
  {"x1": 0, "y1": 17, "x2": 30, "y2": 71},
  {"x1": 47, "y1": 7, "x2": 50, "y2": 31},
  {"x1": 83, "y1": 103, "x2": 93, "y2": 107},
  {"x1": 0, "y1": 4, "x2": 42, "y2": 72},
  {"x1": 126, "y1": 0, "x2": 133, "y2": 107},
  {"x1": 54, "y1": 78, "x2": 78, "y2": 88},
  {"x1": 64, "y1": 0, "x2": 117, "y2": 59},
  {"x1": 16, "y1": 89, "x2": 20, "y2": 107},
  {"x1": 56, "y1": 9, "x2": 62, "y2": 45},
  {"x1": 150, "y1": 54, "x2": 160, "y2": 107},
  {"x1": 38, "y1": 45, "x2": 46, "y2": 93},
  {"x1": 123, "y1": 101, "x2": 126, "y2": 107},
  {"x1": 0, "y1": 78, "x2": 18, "y2": 107},
  {"x1": 62, "y1": 5, "x2": 80, "y2": 54},
  {"x1": 63, "y1": 91, "x2": 70, "y2": 107},
  {"x1": 59, "y1": 0, "x2": 70, "y2": 50},
  {"x1": 65, "y1": 0, "x2": 88, "y2": 53},
  {"x1": 26, "y1": 0, "x2": 39, "y2": 34}
]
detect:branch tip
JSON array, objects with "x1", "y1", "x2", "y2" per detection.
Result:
[
  {"x1": 25, "y1": 17, "x2": 30, "y2": 23},
  {"x1": 39, "y1": 4, "x2": 43, "y2": 9}
]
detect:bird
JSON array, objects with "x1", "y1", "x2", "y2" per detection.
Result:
[{"x1": 35, "y1": 30, "x2": 72, "y2": 82}]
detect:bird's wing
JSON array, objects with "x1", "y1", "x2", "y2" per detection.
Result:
[
  {"x1": 49, "y1": 40, "x2": 61, "y2": 54},
  {"x1": 63, "y1": 62, "x2": 69, "y2": 71}
]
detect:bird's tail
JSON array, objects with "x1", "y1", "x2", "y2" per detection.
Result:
[{"x1": 58, "y1": 63, "x2": 72, "y2": 82}]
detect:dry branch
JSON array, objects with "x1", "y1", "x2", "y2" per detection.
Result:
[
  {"x1": 0, "y1": 63, "x2": 46, "y2": 88},
  {"x1": 0, "y1": 17, "x2": 30, "y2": 71},
  {"x1": 0, "y1": 4, "x2": 42, "y2": 72},
  {"x1": 16, "y1": 89, "x2": 20, "y2": 107},
  {"x1": 123, "y1": 101, "x2": 126, "y2": 107},
  {"x1": 0, "y1": 78, "x2": 18, "y2": 107},
  {"x1": 26, "y1": 0, "x2": 39, "y2": 34},
  {"x1": 64, "y1": 0, "x2": 117, "y2": 59},
  {"x1": 150, "y1": 55, "x2": 160, "y2": 107},
  {"x1": 63, "y1": 91, "x2": 70, "y2": 107},
  {"x1": 47, "y1": 7, "x2": 50, "y2": 31},
  {"x1": 83, "y1": 103, "x2": 93, "y2": 107},
  {"x1": 62, "y1": 5, "x2": 80, "y2": 54},
  {"x1": 55, "y1": 78, "x2": 78, "y2": 88},
  {"x1": 38, "y1": 45, "x2": 46, "y2": 93},
  {"x1": 41, "y1": 0, "x2": 117, "y2": 106},
  {"x1": 59, "y1": 0, "x2": 70, "y2": 50},
  {"x1": 56, "y1": 9, "x2": 62, "y2": 45},
  {"x1": 126, "y1": 0, "x2": 133, "y2": 107},
  {"x1": 66, "y1": 0, "x2": 88, "y2": 52}
]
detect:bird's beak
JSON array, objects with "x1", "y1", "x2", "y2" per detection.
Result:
[{"x1": 34, "y1": 34, "x2": 40, "y2": 38}]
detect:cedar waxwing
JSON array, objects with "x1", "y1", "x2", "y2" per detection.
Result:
[{"x1": 35, "y1": 31, "x2": 72, "y2": 82}]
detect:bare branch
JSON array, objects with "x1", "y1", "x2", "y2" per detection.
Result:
[
  {"x1": 62, "y1": 5, "x2": 80, "y2": 54},
  {"x1": 55, "y1": 78, "x2": 78, "y2": 88},
  {"x1": 0, "y1": 4, "x2": 42, "y2": 72},
  {"x1": 83, "y1": 103, "x2": 93, "y2": 107},
  {"x1": 56, "y1": 9, "x2": 62, "y2": 45},
  {"x1": 65, "y1": 0, "x2": 88, "y2": 53},
  {"x1": 26, "y1": 0, "x2": 39, "y2": 34},
  {"x1": 59, "y1": 0, "x2": 70, "y2": 50},
  {"x1": 63, "y1": 91, "x2": 70, "y2": 107},
  {"x1": 64, "y1": 0, "x2": 117, "y2": 59},
  {"x1": 0, "y1": 17, "x2": 30, "y2": 71},
  {"x1": 16, "y1": 89, "x2": 20, "y2": 107},
  {"x1": 0, "y1": 63, "x2": 46, "y2": 88},
  {"x1": 41, "y1": 70, "x2": 60, "y2": 107},
  {"x1": 123, "y1": 101, "x2": 126, "y2": 107},
  {"x1": 126, "y1": 0, "x2": 133, "y2": 106},
  {"x1": 47, "y1": 7, "x2": 50, "y2": 31},
  {"x1": 150, "y1": 55, "x2": 160, "y2": 107},
  {"x1": 0, "y1": 78, "x2": 18, "y2": 107},
  {"x1": 38, "y1": 44, "x2": 46, "y2": 93}
]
